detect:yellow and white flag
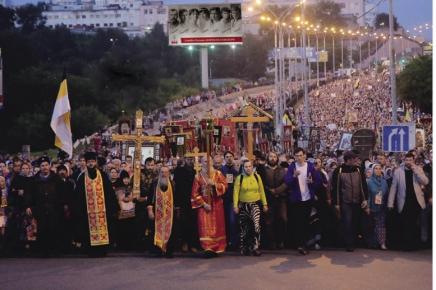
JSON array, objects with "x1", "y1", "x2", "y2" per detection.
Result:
[{"x1": 50, "y1": 78, "x2": 72, "y2": 157}]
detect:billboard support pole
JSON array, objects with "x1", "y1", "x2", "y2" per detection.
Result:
[{"x1": 200, "y1": 47, "x2": 209, "y2": 89}]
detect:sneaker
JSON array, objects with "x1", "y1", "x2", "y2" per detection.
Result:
[
  {"x1": 240, "y1": 249, "x2": 250, "y2": 256},
  {"x1": 252, "y1": 250, "x2": 262, "y2": 256},
  {"x1": 346, "y1": 247, "x2": 355, "y2": 252},
  {"x1": 164, "y1": 252, "x2": 174, "y2": 258},
  {"x1": 297, "y1": 247, "x2": 308, "y2": 255},
  {"x1": 314, "y1": 243, "x2": 321, "y2": 250},
  {"x1": 380, "y1": 244, "x2": 388, "y2": 250},
  {"x1": 203, "y1": 250, "x2": 217, "y2": 258}
]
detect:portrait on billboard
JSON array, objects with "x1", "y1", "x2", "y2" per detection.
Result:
[{"x1": 168, "y1": 3, "x2": 243, "y2": 46}]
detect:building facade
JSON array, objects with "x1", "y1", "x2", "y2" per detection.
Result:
[{"x1": 43, "y1": 0, "x2": 167, "y2": 37}]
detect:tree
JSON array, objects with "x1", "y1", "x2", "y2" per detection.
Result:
[
  {"x1": 397, "y1": 55, "x2": 432, "y2": 113},
  {"x1": 305, "y1": 0, "x2": 347, "y2": 28},
  {"x1": 15, "y1": 3, "x2": 46, "y2": 34},
  {"x1": 374, "y1": 13, "x2": 399, "y2": 30},
  {"x1": 0, "y1": 5, "x2": 16, "y2": 31},
  {"x1": 71, "y1": 106, "x2": 110, "y2": 139}
]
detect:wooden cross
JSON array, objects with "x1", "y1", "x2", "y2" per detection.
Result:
[
  {"x1": 112, "y1": 109, "x2": 165, "y2": 199},
  {"x1": 230, "y1": 105, "x2": 271, "y2": 160},
  {"x1": 185, "y1": 146, "x2": 208, "y2": 177}
]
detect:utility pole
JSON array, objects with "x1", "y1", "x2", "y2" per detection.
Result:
[
  {"x1": 389, "y1": 0, "x2": 398, "y2": 124},
  {"x1": 302, "y1": 2, "x2": 309, "y2": 128}
]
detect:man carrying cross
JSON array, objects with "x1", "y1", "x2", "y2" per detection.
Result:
[{"x1": 191, "y1": 154, "x2": 227, "y2": 258}]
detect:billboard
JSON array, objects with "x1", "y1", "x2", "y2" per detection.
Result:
[{"x1": 168, "y1": 3, "x2": 243, "y2": 46}]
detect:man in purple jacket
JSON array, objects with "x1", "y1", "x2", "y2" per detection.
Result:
[{"x1": 285, "y1": 147, "x2": 321, "y2": 255}]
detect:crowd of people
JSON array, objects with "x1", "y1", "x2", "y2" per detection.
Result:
[
  {"x1": 0, "y1": 145, "x2": 431, "y2": 258},
  {"x1": 296, "y1": 71, "x2": 432, "y2": 150}
]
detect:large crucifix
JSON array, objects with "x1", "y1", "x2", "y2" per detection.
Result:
[
  {"x1": 230, "y1": 105, "x2": 271, "y2": 160},
  {"x1": 185, "y1": 146, "x2": 209, "y2": 177},
  {"x1": 112, "y1": 109, "x2": 165, "y2": 199}
]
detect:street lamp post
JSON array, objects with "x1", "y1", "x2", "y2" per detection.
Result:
[
  {"x1": 368, "y1": 34, "x2": 371, "y2": 69},
  {"x1": 274, "y1": 23, "x2": 280, "y2": 135},
  {"x1": 323, "y1": 31, "x2": 327, "y2": 82},
  {"x1": 375, "y1": 36, "x2": 378, "y2": 68},
  {"x1": 332, "y1": 33, "x2": 336, "y2": 76},
  {"x1": 359, "y1": 34, "x2": 362, "y2": 71},
  {"x1": 316, "y1": 30, "x2": 319, "y2": 87},
  {"x1": 341, "y1": 37, "x2": 344, "y2": 69},
  {"x1": 349, "y1": 36, "x2": 353, "y2": 70},
  {"x1": 301, "y1": 1, "x2": 310, "y2": 128},
  {"x1": 389, "y1": 0, "x2": 398, "y2": 124}
]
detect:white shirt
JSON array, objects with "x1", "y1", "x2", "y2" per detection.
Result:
[{"x1": 296, "y1": 162, "x2": 310, "y2": 201}]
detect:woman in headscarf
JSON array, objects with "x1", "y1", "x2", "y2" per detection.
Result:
[{"x1": 367, "y1": 163, "x2": 389, "y2": 250}]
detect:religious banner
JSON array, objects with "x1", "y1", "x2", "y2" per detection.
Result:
[
  {"x1": 351, "y1": 129, "x2": 376, "y2": 159},
  {"x1": 338, "y1": 132, "x2": 353, "y2": 151},
  {"x1": 347, "y1": 111, "x2": 359, "y2": 123},
  {"x1": 416, "y1": 128, "x2": 425, "y2": 148}
]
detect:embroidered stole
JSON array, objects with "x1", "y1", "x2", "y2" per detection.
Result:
[
  {"x1": 85, "y1": 170, "x2": 109, "y2": 246},
  {"x1": 154, "y1": 180, "x2": 174, "y2": 252}
]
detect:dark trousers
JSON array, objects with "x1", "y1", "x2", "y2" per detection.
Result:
[
  {"x1": 340, "y1": 203, "x2": 361, "y2": 248},
  {"x1": 116, "y1": 218, "x2": 135, "y2": 250},
  {"x1": 134, "y1": 210, "x2": 148, "y2": 250},
  {"x1": 178, "y1": 207, "x2": 200, "y2": 249},
  {"x1": 224, "y1": 201, "x2": 239, "y2": 249},
  {"x1": 264, "y1": 197, "x2": 288, "y2": 247},
  {"x1": 290, "y1": 200, "x2": 312, "y2": 249},
  {"x1": 400, "y1": 199, "x2": 421, "y2": 250},
  {"x1": 36, "y1": 214, "x2": 60, "y2": 255}
]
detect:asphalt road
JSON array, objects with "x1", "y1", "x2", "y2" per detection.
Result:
[{"x1": 0, "y1": 249, "x2": 432, "y2": 290}]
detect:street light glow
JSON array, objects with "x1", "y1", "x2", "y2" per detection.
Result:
[
  {"x1": 188, "y1": 46, "x2": 193, "y2": 51},
  {"x1": 231, "y1": 45, "x2": 236, "y2": 49}
]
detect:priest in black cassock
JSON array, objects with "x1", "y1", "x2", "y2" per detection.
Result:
[{"x1": 74, "y1": 152, "x2": 118, "y2": 257}]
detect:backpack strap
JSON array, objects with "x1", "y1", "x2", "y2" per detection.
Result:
[
  {"x1": 239, "y1": 173, "x2": 260, "y2": 191},
  {"x1": 253, "y1": 172, "x2": 259, "y2": 184}
]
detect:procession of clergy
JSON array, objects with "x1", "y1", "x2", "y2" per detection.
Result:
[{"x1": 1, "y1": 145, "x2": 430, "y2": 258}]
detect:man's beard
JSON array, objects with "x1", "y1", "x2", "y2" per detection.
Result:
[
  {"x1": 159, "y1": 178, "x2": 168, "y2": 192},
  {"x1": 87, "y1": 166, "x2": 97, "y2": 179},
  {"x1": 268, "y1": 160, "x2": 278, "y2": 167}
]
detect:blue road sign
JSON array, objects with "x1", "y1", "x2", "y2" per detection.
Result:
[{"x1": 382, "y1": 124, "x2": 415, "y2": 152}]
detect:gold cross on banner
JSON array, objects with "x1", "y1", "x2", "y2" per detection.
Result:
[
  {"x1": 112, "y1": 109, "x2": 165, "y2": 199},
  {"x1": 230, "y1": 105, "x2": 271, "y2": 160},
  {"x1": 185, "y1": 146, "x2": 208, "y2": 177}
]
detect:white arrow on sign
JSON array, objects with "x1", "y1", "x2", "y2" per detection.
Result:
[
  {"x1": 398, "y1": 128, "x2": 406, "y2": 151},
  {"x1": 388, "y1": 128, "x2": 398, "y2": 151}
]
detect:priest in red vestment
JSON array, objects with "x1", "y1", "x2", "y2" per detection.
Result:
[{"x1": 191, "y1": 155, "x2": 227, "y2": 258}]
